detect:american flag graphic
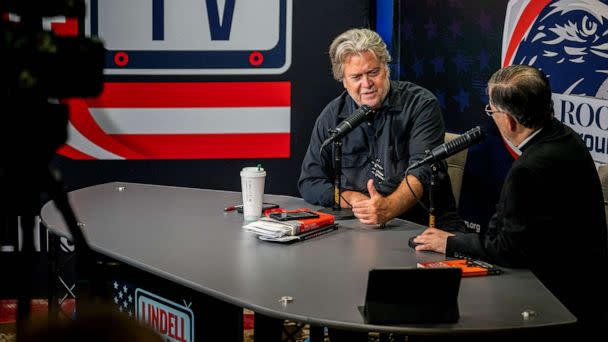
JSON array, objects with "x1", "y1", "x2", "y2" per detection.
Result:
[
  {"x1": 58, "y1": 82, "x2": 291, "y2": 160},
  {"x1": 111, "y1": 280, "x2": 195, "y2": 342},
  {"x1": 112, "y1": 280, "x2": 135, "y2": 317}
]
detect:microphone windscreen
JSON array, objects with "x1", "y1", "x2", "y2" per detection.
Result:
[{"x1": 444, "y1": 126, "x2": 484, "y2": 153}]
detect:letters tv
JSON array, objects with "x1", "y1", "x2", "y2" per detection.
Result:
[{"x1": 87, "y1": 0, "x2": 290, "y2": 74}]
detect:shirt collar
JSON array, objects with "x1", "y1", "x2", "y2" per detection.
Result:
[
  {"x1": 338, "y1": 80, "x2": 402, "y2": 118},
  {"x1": 506, "y1": 128, "x2": 543, "y2": 156},
  {"x1": 518, "y1": 128, "x2": 543, "y2": 149}
]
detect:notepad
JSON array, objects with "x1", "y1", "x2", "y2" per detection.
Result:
[{"x1": 417, "y1": 258, "x2": 502, "y2": 277}]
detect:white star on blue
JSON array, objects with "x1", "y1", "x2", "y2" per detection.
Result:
[
  {"x1": 425, "y1": 19, "x2": 438, "y2": 39},
  {"x1": 448, "y1": 19, "x2": 463, "y2": 39},
  {"x1": 430, "y1": 55, "x2": 445, "y2": 75},
  {"x1": 412, "y1": 57, "x2": 425, "y2": 78},
  {"x1": 435, "y1": 90, "x2": 446, "y2": 109},
  {"x1": 451, "y1": 52, "x2": 470, "y2": 74},
  {"x1": 452, "y1": 88, "x2": 470, "y2": 112},
  {"x1": 478, "y1": 50, "x2": 490, "y2": 71}
]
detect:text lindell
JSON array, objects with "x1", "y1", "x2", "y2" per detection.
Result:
[{"x1": 140, "y1": 301, "x2": 188, "y2": 342}]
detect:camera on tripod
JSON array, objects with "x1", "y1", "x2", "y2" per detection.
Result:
[
  {"x1": 1, "y1": 0, "x2": 105, "y2": 264},
  {"x1": 1, "y1": 3, "x2": 106, "y2": 329},
  {"x1": 1, "y1": 0, "x2": 105, "y2": 164}
]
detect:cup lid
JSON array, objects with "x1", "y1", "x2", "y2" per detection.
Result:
[{"x1": 241, "y1": 167, "x2": 266, "y2": 177}]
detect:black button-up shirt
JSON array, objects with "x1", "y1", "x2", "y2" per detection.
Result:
[{"x1": 298, "y1": 81, "x2": 445, "y2": 207}]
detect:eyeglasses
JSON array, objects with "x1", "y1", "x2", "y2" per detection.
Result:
[{"x1": 484, "y1": 104, "x2": 501, "y2": 117}]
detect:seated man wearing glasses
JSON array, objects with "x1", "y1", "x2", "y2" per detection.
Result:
[{"x1": 414, "y1": 65, "x2": 608, "y2": 335}]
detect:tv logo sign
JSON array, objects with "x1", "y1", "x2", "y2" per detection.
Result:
[
  {"x1": 503, "y1": 0, "x2": 608, "y2": 164},
  {"x1": 85, "y1": 0, "x2": 292, "y2": 74}
]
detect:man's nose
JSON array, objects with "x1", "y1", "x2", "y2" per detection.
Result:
[{"x1": 361, "y1": 75, "x2": 373, "y2": 87}]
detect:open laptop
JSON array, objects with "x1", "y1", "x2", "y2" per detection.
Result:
[{"x1": 361, "y1": 267, "x2": 462, "y2": 324}]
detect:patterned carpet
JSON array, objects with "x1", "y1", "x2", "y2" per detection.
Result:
[{"x1": 0, "y1": 301, "x2": 317, "y2": 342}]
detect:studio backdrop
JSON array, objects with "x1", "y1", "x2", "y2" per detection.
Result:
[
  {"x1": 51, "y1": 0, "x2": 371, "y2": 198},
  {"x1": 394, "y1": 0, "x2": 608, "y2": 233}
]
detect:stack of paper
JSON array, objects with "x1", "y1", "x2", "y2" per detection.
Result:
[
  {"x1": 242, "y1": 217, "x2": 338, "y2": 243},
  {"x1": 242, "y1": 218, "x2": 295, "y2": 238}
]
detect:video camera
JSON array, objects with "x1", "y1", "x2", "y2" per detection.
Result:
[
  {"x1": 1, "y1": 1, "x2": 105, "y2": 327},
  {"x1": 1, "y1": 0, "x2": 104, "y2": 164}
]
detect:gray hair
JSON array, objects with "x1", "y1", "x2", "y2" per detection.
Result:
[
  {"x1": 329, "y1": 28, "x2": 392, "y2": 81},
  {"x1": 488, "y1": 65, "x2": 553, "y2": 129}
]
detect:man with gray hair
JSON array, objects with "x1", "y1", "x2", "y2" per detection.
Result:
[
  {"x1": 299, "y1": 28, "x2": 458, "y2": 227},
  {"x1": 414, "y1": 65, "x2": 608, "y2": 334}
]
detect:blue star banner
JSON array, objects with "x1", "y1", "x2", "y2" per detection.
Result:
[{"x1": 394, "y1": 0, "x2": 515, "y2": 232}]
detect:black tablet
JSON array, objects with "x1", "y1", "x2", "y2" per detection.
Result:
[
  {"x1": 268, "y1": 211, "x2": 320, "y2": 221},
  {"x1": 362, "y1": 267, "x2": 462, "y2": 324}
]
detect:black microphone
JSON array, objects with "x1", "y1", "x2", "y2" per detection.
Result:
[
  {"x1": 320, "y1": 105, "x2": 374, "y2": 151},
  {"x1": 408, "y1": 126, "x2": 484, "y2": 170}
]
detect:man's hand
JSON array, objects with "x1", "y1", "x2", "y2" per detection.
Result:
[
  {"x1": 340, "y1": 190, "x2": 369, "y2": 208},
  {"x1": 351, "y1": 179, "x2": 392, "y2": 225},
  {"x1": 413, "y1": 228, "x2": 454, "y2": 254}
]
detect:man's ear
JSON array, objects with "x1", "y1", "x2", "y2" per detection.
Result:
[{"x1": 505, "y1": 113, "x2": 518, "y2": 132}]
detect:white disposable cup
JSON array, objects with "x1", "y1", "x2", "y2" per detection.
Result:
[{"x1": 240, "y1": 167, "x2": 267, "y2": 220}]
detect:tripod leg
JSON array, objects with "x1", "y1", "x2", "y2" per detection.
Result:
[
  {"x1": 47, "y1": 230, "x2": 59, "y2": 317},
  {"x1": 17, "y1": 214, "x2": 36, "y2": 339},
  {"x1": 43, "y1": 168, "x2": 95, "y2": 312}
]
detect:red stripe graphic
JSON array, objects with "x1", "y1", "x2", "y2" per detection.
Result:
[
  {"x1": 59, "y1": 82, "x2": 291, "y2": 160},
  {"x1": 51, "y1": 17, "x2": 78, "y2": 37},
  {"x1": 501, "y1": 0, "x2": 550, "y2": 159},
  {"x1": 109, "y1": 133, "x2": 290, "y2": 159},
  {"x1": 503, "y1": 0, "x2": 551, "y2": 67},
  {"x1": 65, "y1": 99, "x2": 146, "y2": 159},
  {"x1": 86, "y1": 82, "x2": 291, "y2": 108},
  {"x1": 56, "y1": 144, "x2": 95, "y2": 160}
]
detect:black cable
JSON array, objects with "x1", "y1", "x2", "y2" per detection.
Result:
[
  {"x1": 404, "y1": 166, "x2": 429, "y2": 213},
  {"x1": 340, "y1": 193, "x2": 353, "y2": 208}
]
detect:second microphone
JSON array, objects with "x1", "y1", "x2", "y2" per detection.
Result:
[{"x1": 320, "y1": 105, "x2": 375, "y2": 152}]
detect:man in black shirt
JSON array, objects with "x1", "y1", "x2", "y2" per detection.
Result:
[{"x1": 299, "y1": 28, "x2": 458, "y2": 226}]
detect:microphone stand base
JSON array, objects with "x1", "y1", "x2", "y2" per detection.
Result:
[{"x1": 318, "y1": 207, "x2": 355, "y2": 220}]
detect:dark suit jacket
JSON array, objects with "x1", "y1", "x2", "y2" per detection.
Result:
[{"x1": 447, "y1": 118, "x2": 608, "y2": 327}]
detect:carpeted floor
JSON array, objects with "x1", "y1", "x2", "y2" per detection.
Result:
[{"x1": 0, "y1": 301, "x2": 318, "y2": 342}]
